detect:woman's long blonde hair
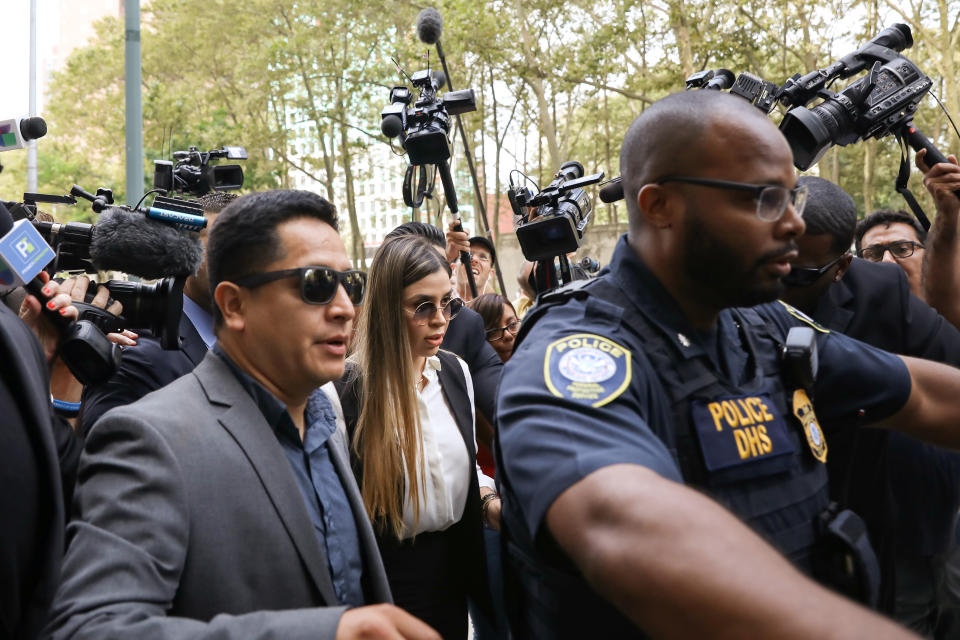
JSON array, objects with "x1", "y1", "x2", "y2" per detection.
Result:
[{"x1": 351, "y1": 235, "x2": 452, "y2": 538}]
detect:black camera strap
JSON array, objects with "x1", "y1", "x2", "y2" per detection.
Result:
[
  {"x1": 894, "y1": 135, "x2": 932, "y2": 231},
  {"x1": 403, "y1": 164, "x2": 431, "y2": 209}
]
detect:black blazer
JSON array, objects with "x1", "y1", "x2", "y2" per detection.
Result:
[
  {"x1": 812, "y1": 258, "x2": 960, "y2": 557},
  {"x1": 336, "y1": 350, "x2": 492, "y2": 615},
  {"x1": 0, "y1": 304, "x2": 78, "y2": 638},
  {"x1": 79, "y1": 311, "x2": 207, "y2": 435},
  {"x1": 441, "y1": 306, "x2": 503, "y2": 425}
]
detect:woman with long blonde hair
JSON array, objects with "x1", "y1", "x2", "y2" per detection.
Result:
[{"x1": 340, "y1": 234, "x2": 497, "y2": 639}]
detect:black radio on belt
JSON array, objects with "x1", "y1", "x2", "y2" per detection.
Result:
[{"x1": 781, "y1": 326, "x2": 818, "y2": 393}]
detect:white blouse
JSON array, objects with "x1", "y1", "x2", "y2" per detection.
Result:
[{"x1": 400, "y1": 354, "x2": 496, "y2": 538}]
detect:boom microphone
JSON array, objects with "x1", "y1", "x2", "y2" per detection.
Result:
[
  {"x1": 417, "y1": 7, "x2": 444, "y2": 45},
  {"x1": 599, "y1": 177, "x2": 624, "y2": 203},
  {"x1": 90, "y1": 207, "x2": 203, "y2": 279}
]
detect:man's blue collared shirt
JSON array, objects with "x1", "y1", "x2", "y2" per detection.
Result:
[
  {"x1": 181, "y1": 295, "x2": 216, "y2": 349},
  {"x1": 214, "y1": 345, "x2": 365, "y2": 607}
]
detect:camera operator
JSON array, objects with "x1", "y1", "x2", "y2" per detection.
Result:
[
  {"x1": 497, "y1": 89, "x2": 960, "y2": 638},
  {"x1": 78, "y1": 191, "x2": 237, "y2": 434},
  {"x1": 781, "y1": 176, "x2": 960, "y2": 633}
]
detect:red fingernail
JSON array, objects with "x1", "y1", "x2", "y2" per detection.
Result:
[
  {"x1": 46, "y1": 301, "x2": 57, "y2": 309},
  {"x1": 59, "y1": 309, "x2": 69, "y2": 316},
  {"x1": 41, "y1": 286, "x2": 53, "y2": 296}
]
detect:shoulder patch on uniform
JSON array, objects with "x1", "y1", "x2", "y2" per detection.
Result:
[
  {"x1": 543, "y1": 333, "x2": 632, "y2": 407},
  {"x1": 777, "y1": 300, "x2": 830, "y2": 334}
]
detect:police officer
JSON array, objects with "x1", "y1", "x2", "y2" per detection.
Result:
[{"x1": 496, "y1": 90, "x2": 960, "y2": 638}]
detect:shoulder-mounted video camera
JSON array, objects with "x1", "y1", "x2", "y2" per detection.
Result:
[
  {"x1": 380, "y1": 63, "x2": 476, "y2": 212},
  {"x1": 509, "y1": 161, "x2": 604, "y2": 262},
  {"x1": 153, "y1": 145, "x2": 247, "y2": 197}
]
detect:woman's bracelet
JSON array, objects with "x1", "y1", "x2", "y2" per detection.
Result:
[{"x1": 480, "y1": 491, "x2": 499, "y2": 523}]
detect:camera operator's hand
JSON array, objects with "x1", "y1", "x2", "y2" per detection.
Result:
[
  {"x1": 917, "y1": 150, "x2": 960, "y2": 330},
  {"x1": 21, "y1": 275, "x2": 137, "y2": 409},
  {"x1": 917, "y1": 150, "x2": 960, "y2": 220},
  {"x1": 19, "y1": 272, "x2": 79, "y2": 364},
  {"x1": 57, "y1": 275, "x2": 138, "y2": 348},
  {"x1": 445, "y1": 219, "x2": 471, "y2": 264}
]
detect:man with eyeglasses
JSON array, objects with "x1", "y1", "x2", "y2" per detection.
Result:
[
  {"x1": 497, "y1": 89, "x2": 960, "y2": 638},
  {"x1": 781, "y1": 176, "x2": 960, "y2": 634},
  {"x1": 47, "y1": 190, "x2": 439, "y2": 640},
  {"x1": 855, "y1": 209, "x2": 928, "y2": 301}
]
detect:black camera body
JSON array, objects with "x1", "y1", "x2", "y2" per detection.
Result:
[
  {"x1": 381, "y1": 70, "x2": 477, "y2": 167},
  {"x1": 509, "y1": 161, "x2": 604, "y2": 262},
  {"x1": 77, "y1": 276, "x2": 186, "y2": 350},
  {"x1": 778, "y1": 24, "x2": 932, "y2": 170},
  {"x1": 154, "y1": 146, "x2": 247, "y2": 197}
]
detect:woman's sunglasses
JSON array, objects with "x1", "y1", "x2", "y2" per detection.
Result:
[
  {"x1": 408, "y1": 295, "x2": 464, "y2": 325},
  {"x1": 232, "y1": 267, "x2": 366, "y2": 305}
]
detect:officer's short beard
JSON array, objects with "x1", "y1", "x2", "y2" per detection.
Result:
[{"x1": 682, "y1": 216, "x2": 790, "y2": 309}]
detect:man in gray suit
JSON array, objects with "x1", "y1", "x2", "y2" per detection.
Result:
[{"x1": 47, "y1": 190, "x2": 438, "y2": 639}]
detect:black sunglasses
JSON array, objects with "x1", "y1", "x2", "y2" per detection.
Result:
[
  {"x1": 408, "y1": 295, "x2": 464, "y2": 325},
  {"x1": 232, "y1": 267, "x2": 366, "y2": 305},
  {"x1": 782, "y1": 254, "x2": 846, "y2": 288}
]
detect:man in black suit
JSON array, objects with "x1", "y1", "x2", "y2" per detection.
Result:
[
  {"x1": 0, "y1": 262, "x2": 84, "y2": 638},
  {"x1": 781, "y1": 176, "x2": 960, "y2": 634},
  {"x1": 78, "y1": 191, "x2": 237, "y2": 433}
]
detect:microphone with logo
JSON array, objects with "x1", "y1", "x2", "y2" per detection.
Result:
[{"x1": 0, "y1": 202, "x2": 121, "y2": 385}]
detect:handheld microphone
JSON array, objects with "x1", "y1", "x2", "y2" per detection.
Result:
[
  {"x1": 417, "y1": 7, "x2": 444, "y2": 44},
  {"x1": 0, "y1": 202, "x2": 121, "y2": 385},
  {"x1": 0, "y1": 116, "x2": 47, "y2": 153},
  {"x1": 599, "y1": 177, "x2": 624, "y2": 203}
]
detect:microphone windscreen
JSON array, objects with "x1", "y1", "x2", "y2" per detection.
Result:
[
  {"x1": 90, "y1": 207, "x2": 203, "y2": 279},
  {"x1": 417, "y1": 7, "x2": 443, "y2": 44},
  {"x1": 599, "y1": 177, "x2": 624, "y2": 203},
  {"x1": 381, "y1": 115, "x2": 404, "y2": 138},
  {"x1": 432, "y1": 70, "x2": 446, "y2": 90},
  {"x1": 19, "y1": 117, "x2": 47, "y2": 141}
]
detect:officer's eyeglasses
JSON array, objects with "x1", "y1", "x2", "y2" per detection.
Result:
[
  {"x1": 655, "y1": 176, "x2": 808, "y2": 222},
  {"x1": 858, "y1": 240, "x2": 923, "y2": 262},
  {"x1": 486, "y1": 320, "x2": 521, "y2": 341},
  {"x1": 782, "y1": 254, "x2": 846, "y2": 288},
  {"x1": 407, "y1": 295, "x2": 464, "y2": 325},
  {"x1": 233, "y1": 266, "x2": 366, "y2": 305}
]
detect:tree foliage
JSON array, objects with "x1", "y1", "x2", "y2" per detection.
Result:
[{"x1": 2, "y1": 0, "x2": 956, "y2": 240}]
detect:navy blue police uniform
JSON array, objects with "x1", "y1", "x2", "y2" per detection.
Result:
[{"x1": 496, "y1": 235, "x2": 912, "y2": 639}]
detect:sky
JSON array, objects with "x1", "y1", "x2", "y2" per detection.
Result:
[{"x1": 1, "y1": 0, "x2": 61, "y2": 118}]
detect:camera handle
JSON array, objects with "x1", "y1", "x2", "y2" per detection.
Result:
[
  {"x1": 438, "y1": 159, "x2": 478, "y2": 298},
  {"x1": 23, "y1": 279, "x2": 122, "y2": 386},
  {"x1": 894, "y1": 121, "x2": 960, "y2": 231}
]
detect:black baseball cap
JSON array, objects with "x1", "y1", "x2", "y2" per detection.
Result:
[{"x1": 469, "y1": 236, "x2": 496, "y2": 261}]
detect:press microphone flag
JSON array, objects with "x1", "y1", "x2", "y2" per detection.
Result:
[
  {"x1": 0, "y1": 117, "x2": 48, "y2": 153},
  {"x1": 0, "y1": 209, "x2": 56, "y2": 290}
]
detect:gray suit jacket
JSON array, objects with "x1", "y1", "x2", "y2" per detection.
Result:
[{"x1": 47, "y1": 351, "x2": 391, "y2": 639}]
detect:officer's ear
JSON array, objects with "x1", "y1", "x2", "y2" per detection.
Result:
[
  {"x1": 834, "y1": 253, "x2": 853, "y2": 282},
  {"x1": 637, "y1": 183, "x2": 678, "y2": 229}
]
